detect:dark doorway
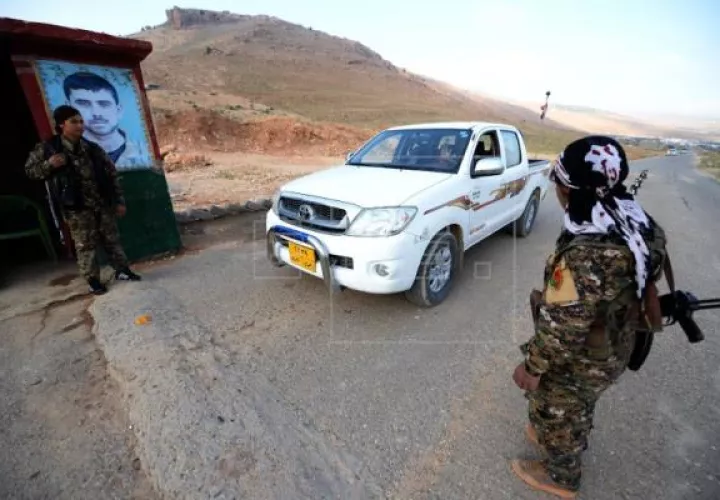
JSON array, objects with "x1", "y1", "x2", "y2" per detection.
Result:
[{"x1": 0, "y1": 42, "x2": 64, "y2": 274}]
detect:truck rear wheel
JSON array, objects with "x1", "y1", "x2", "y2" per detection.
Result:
[
  {"x1": 513, "y1": 192, "x2": 540, "y2": 237},
  {"x1": 405, "y1": 230, "x2": 459, "y2": 307}
]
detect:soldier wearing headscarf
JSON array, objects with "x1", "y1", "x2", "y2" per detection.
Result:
[{"x1": 511, "y1": 136, "x2": 669, "y2": 498}]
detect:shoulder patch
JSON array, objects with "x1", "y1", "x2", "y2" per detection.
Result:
[{"x1": 544, "y1": 257, "x2": 579, "y2": 304}]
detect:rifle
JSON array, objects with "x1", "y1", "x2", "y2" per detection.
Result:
[
  {"x1": 629, "y1": 169, "x2": 648, "y2": 195},
  {"x1": 625, "y1": 168, "x2": 720, "y2": 370},
  {"x1": 660, "y1": 291, "x2": 719, "y2": 343},
  {"x1": 628, "y1": 290, "x2": 720, "y2": 370},
  {"x1": 41, "y1": 139, "x2": 68, "y2": 245}
]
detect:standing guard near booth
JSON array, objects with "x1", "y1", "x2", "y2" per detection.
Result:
[{"x1": 24, "y1": 104, "x2": 141, "y2": 294}]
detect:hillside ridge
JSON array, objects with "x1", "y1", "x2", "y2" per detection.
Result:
[{"x1": 132, "y1": 7, "x2": 670, "y2": 156}]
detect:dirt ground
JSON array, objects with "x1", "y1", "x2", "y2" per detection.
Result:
[
  {"x1": 0, "y1": 289, "x2": 158, "y2": 500},
  {"x1": 0, "y1": 213, "x2": 267, "y2": 500},
  {"x1": 163, "y1": 148, "x2": 658, "y2": 212},
  {"x1": 166, "y1": 152, "x2": 342, "y2": 211}
]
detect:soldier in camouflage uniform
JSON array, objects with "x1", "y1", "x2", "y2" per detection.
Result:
[
  {"x1": 511, "y1": 136, "x2": 668, "y2": 498},
  {"x1": 25, "y1": 105, "x2": 141, "y2": 295}
]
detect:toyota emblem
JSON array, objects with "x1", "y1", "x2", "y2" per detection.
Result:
[{"x1": 297, "y1": 204, "x2": 315, "y2": 221}]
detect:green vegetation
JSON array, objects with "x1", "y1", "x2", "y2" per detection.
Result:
[
  {"x1": 623, "y1": 143, "x2": 665, "y2": 161},
  {"x1": 698, "y1": 151, "x2": 720, "y2": 179},
  {"x1": 522, "y1": 128, "x2": 584, "y2": 158}
]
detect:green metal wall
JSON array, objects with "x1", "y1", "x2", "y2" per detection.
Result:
[{"x1": 116, "y1": 168, "x2": 181, "y2": 261}]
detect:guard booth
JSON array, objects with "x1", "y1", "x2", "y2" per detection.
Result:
[{"x1": 0, "y1": 17, "x2": 180, "y2": 276}]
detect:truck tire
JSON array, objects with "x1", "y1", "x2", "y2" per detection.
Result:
[
  {"x1": 405, "y1": 230, "x2": 459, "y2": 307},
  {"x1": 513, "y1": 191, "x2": 540, "y2": 238}
]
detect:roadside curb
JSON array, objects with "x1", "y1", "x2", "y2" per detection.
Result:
[
  {"x1": 174, "y1": 198, "x2": 272, "y2": 225},
  {"x1": 89, "y1": 284, "x2": 381, "y2": 499}
]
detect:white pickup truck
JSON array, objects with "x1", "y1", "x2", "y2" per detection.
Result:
[{"x1": 266, "y1": 121, "x2": 552, "y2": 307}]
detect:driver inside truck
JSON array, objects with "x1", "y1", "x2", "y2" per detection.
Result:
[
  {"x1": 437, "y1": 135, "x2": 467, "y2": 169},
  {"x1": 474, "y1": 132, "x2": 499, "y2": 159},
  {"x1": 437, "y1": 142, "x2": 454, "y2": 166}
]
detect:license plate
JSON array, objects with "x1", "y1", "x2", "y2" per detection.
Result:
[{"x1": 288, "y1": 241, "x2": 316, "y2": 271}]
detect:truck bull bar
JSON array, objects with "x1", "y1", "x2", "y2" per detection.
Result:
[{"x1": 266, "y1": 225, "x2": 341, "y2": 294}]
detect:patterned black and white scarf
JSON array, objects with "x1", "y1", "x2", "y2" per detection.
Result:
[{"x1": 551, "y1": 136, "x2": 652, "y2": 299}]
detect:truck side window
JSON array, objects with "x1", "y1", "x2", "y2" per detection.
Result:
[
  {"x1": 501, "y1": 130, "x2": 522, "y2": 168},
  {"x1": 473, "y1": 131, "x2": 500, "y2": 159}
]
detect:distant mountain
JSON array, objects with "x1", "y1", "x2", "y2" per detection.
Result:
[
  {"x1": 506, "y1": 99, "x2": 720, "y2": 141},
  {"x1": 131, "y1": 7, "x2": 585, "y2": 154}
]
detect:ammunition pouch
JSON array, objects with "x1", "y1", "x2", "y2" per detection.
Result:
[
  {"x1": 583, "y1": 323, "x2": 611, "y2": 360},
  {"x1": 50, "y1": 169, "x2": 83, "y2": 211},
  {"x1": 585, "y1": 325, "x2": 606, "y2": 349}
]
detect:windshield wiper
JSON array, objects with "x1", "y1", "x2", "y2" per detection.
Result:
[{"x1": 347, "y1": 162, "x2": 398, "y2": 168}]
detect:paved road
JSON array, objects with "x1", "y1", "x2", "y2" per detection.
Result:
[{"x1": 96, "y1": 153, "x2": 720, "y2": 499}]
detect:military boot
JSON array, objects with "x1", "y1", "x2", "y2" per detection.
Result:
[
  {"x1": 88, "y1": 277, "x2": 107, "y2": 295},
  {"x1": 510, "y1": 459, "x2": 578, "y2": 499},
  {"x1": 115, "y1": 267, "x2": 142, "y2": 281}
]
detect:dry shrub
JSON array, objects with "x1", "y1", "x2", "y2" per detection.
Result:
[{"x1": 163, "y1": 152, "x2": 213, "y2": 172}]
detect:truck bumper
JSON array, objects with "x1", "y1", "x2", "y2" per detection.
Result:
[
  {"x1": 267, "y1": 224, "x2": 341, "y2": 293},
  {"x1": 266, "y1": 211, "x2": 425, "y2": 295}
]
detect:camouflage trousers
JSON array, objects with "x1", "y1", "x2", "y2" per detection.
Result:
[
  {"x1": 65, "y1": 208, "x2": 128, "y2": 280},
  {"x1": 526, "y1": 352, "x2": 629, "y2": 490}
]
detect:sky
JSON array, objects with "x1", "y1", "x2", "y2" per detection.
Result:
[{"x1": 2, "y1": 0, "x2": 719, "y2": 120}]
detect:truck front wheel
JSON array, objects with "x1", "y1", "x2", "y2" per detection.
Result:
[{"x1": 405, "y1": 231, "x2": 459, "y2": 307}]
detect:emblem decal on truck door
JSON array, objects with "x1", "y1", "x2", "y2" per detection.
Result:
[
  {"x1": 424, "y1": 174, "x2": 537, "y2": 215},
  {"x1": 424, "y1": 195, "x2": 472, "y2": 215},
  {"x1": 489, "y1": 177, "x2": 527, "y2": 201}
]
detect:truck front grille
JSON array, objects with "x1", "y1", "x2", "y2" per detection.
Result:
[{"x1": 278, "y1": 196, "x2": 349, "y2": 233}]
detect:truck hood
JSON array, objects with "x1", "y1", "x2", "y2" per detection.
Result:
[{"x1": 279, "y1": 165, "x2": 453, "y2": 207}]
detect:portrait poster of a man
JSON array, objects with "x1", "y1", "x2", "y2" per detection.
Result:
[{"x1": 34, "y1": 60, "x2": 153, "y2": 170}]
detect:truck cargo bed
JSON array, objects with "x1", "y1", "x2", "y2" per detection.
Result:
[{"x1": 528, "y1": 159, "x2": 550, "y2": 169}]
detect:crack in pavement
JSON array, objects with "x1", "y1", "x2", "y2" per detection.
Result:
[
  {"x1": 682, "y1": 196, "x2": 692, "y2": 211},
  {"x1": 30, "y1": 293, "x2": 91, "y2": 341}
]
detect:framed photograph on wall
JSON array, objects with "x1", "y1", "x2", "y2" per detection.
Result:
[{"x1": 33, "y1": 59, "x2": 154, "y2": 171}]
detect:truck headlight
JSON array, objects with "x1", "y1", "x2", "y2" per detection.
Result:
[
  {"x1": 271, "y1": 190, "x2": 281, "y2": 214},
  {"x1": 346, "y1": 207, "x2": 417, "y2": 237}
]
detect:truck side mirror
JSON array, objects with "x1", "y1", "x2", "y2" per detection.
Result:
[{"x1": 472, "y1": 157, "x2": 505, "y2": 177}]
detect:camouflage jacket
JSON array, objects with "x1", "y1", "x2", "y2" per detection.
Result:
[
  {"x1": 523, "y1": 223, "x2": 668, "y2": 376},
  {"x1": 25, "y1": 135, "x2": 125, "y2": 211}
]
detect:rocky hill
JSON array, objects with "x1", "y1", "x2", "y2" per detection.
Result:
[
  {"x1": 132, "y1": 7, "x2": 648, "y2": 156},
  {"x1": 164, "y1": 7, "x2": 249, "y2": 29}
]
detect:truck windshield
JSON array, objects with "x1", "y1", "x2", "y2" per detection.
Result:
[{"x1": 347, "y1": 128, "x2": 472, "y2": 173}]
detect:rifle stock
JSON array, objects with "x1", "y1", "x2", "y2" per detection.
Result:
[{"x1": 530, "y1": 289, "x2": 542, "y2": 325}]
